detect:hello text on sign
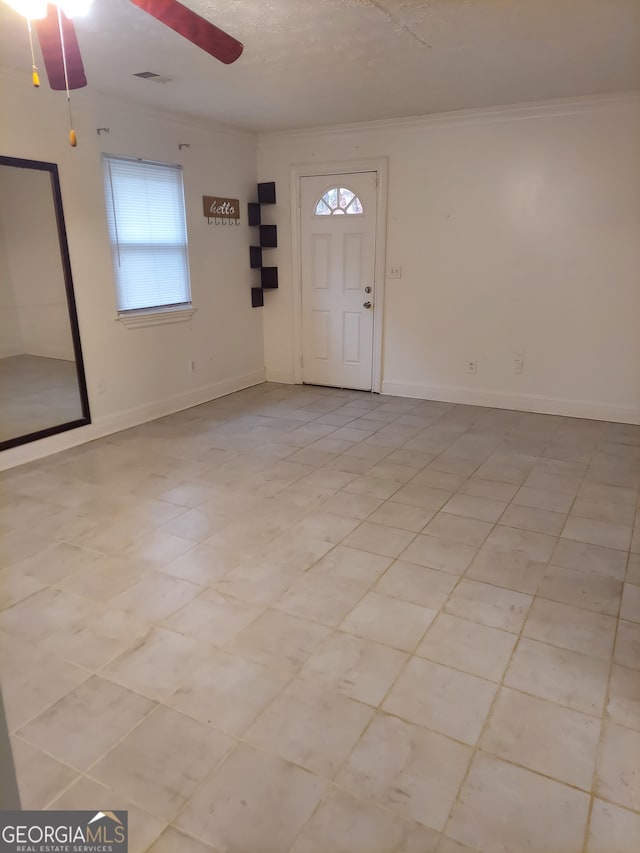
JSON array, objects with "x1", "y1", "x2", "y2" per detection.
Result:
[{"x1": 203, "y1": 195, "x2": 240, "y2": 221}]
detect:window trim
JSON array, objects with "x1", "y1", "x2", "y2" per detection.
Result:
[{"x1": 116, "y1": 304, "x2": 197, "y2": 329}]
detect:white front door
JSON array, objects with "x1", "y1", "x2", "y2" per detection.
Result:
[{"x1": 300, "y1": 172, "x2": 377, "y2": 390}]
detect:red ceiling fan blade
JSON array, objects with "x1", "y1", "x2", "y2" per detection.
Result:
[
  {"x1": 130, "y1": 0, "x2": 243, "y2": 64},
  {"x1": 35, "y1": 4, "x2": 87, "y2": 90}
]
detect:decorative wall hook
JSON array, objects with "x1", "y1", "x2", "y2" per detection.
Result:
[
  {"x1": 202, "y1": 195, "x2": 240, "y2": 226},
  {"x1": 178, "y1": 143, "x2": 191, "y2": 151},
  {"x1": 96, "y1": 127, "x2": 110, "y2": 135}
]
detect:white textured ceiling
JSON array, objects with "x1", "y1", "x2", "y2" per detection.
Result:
[{"x1": 1, "y1": 0, "x2": 639, "y2": 132}]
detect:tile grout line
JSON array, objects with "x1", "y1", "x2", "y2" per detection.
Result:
[
  {"x1": 582, "y1": 540, "x2": 634, "y2": 852},
  {"x1": 2, "y1": 385, "x2": 638, "y2": 850}
]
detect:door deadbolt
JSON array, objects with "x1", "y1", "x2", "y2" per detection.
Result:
[{"x1": 364, "y1": 286, "x2": 372, "y2": 293}]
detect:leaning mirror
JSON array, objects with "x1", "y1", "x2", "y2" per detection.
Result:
[{"x1": 0, "y1": 155, "x2": 90, "y2": 450}]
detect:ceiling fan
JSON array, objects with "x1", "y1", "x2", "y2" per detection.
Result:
[
  {"x1": 4, "y1": 0, "x2": 243, "y2": 144},
  {"x1": 5, "y1": 0, "x2": 243, "y2": 88}
]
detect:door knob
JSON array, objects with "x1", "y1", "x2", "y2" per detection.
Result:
[{"x1": 363, "y1": 301, "x2": 372, "y2": 309}]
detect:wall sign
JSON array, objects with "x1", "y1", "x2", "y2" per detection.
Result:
[{"x1": 203, "y1": 195, "x2": 240, "y2": 224}]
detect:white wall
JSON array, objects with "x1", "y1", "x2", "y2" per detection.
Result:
[
  {"x1": 0, "y1": 71, "x2": 264, "y2": 468},
  {"x1": 0, "y1": 214, "x2": 22, "y2": 358},
  {"x1": 0, "y1": 166, "x2": 74, "y2": 360},
  {"x1": 258, "y1": 94, "x2": 640, "y2": 424}
]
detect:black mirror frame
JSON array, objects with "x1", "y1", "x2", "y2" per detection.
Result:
[{"x1": 0, "y1": 155, "x2": 91, "y2": 451}]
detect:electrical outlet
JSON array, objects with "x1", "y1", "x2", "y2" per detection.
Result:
[
  {"x1": 467, "y1": 360, "x2": 477, "y2": 375},
  {"x1": 188, "y1": 360, "x2": 196, "y2": 373},
  {"x1": 388, "y1": 265, "x2": 402, "y2": 279},
  {"x1": 97, "y1": 378, "x2": 106, "y2": 394},
  {"x1": 513, "y1": 352, "x2": 525, "y2": 374}
]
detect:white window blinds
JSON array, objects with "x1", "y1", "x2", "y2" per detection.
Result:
[{"x1": 103, "y1": 155, "x2": 191, "y2": 312}]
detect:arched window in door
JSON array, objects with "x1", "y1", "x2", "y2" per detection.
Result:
[{"x1": 314, "y1": 186, "x2": 364, "y2": 216}]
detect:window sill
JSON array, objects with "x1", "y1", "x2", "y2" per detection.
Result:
[{"x1": 116, "y1": 306, "x2": 196, "y2": 329}]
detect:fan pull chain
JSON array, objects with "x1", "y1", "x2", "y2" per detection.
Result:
[
  {"x1": 26, "y1": 17, "x2": 40, "y2": 87},
  {"x1": 56, "y1": 4, "x2": 77, "y2": 147}
]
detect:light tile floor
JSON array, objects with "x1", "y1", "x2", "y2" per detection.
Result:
[{"x1": 1, "y1": 382, "x2": 639, "y2": 853}]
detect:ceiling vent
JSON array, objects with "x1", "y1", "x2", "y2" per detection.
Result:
[{"x1": 133, "y1": 72, "x2": 174, "y2": 83}]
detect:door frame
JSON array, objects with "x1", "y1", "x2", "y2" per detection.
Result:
[{"x1": 290, "y1": 157, "x2": 388, "y2": 392}]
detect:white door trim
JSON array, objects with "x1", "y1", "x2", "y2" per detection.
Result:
[{"x1": 290, "y1": 157, "x2": 388, "y2": 392}]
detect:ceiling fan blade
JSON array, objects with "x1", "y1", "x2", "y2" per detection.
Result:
[
  {"x1": 35, "y1": 4, "x2": 87, "y2": 90},
  {"x1": 129, "y1": 0, "x2": 243, "y2": 65}
]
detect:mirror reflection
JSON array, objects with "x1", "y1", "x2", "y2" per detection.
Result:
[{"x1": 0, "y1": 156, "x2": 90, "y2": 450}]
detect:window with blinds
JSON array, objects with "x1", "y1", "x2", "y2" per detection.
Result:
[{"x1": 103, "y1": 155, "x2": 191, "y2": 313}]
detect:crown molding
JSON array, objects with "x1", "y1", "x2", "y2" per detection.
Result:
[
  {"x1": 90, "y1": 88, "x2": 257, "y2": 143},
  {"x1": 0, "y1": 67, "x2": 256, "y2": 144},
  {"x1": 2, "y1": 63, "x2": 637, "y2": 147},
  {"x1": 258, "y1": 91, "x2": 640, "y2": 147}
]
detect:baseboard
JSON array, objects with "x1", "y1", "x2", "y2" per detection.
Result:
[
  {"x1": 93, "y1": 368, "x2": 266, "y2": 436},
  {"x1": 0, "y1": 346, "x2": 23, "y2": 359},
  {"x1": 265, "y1": 367, "x2": 296, "y2": 384},
  {"x1": 24, "y1": 349, "x2": 75, "y2": 362},
  {"x1": 381, "y1": 380, "x2": 640, "y2": 425},
  {"x1": 0, "y1": 368, "x2": 266, "y2": 471},
  {"x1": 0, "y1": 349, "x2": 74, "y2": 361}
]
